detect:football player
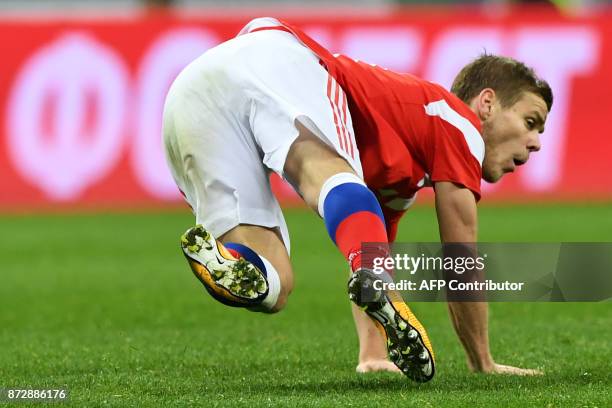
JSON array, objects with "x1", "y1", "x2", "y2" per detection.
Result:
[{"x1": 163, "y1": 17, "x2": 551, "y2": 382}]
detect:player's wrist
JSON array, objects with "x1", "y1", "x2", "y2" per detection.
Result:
[{"x1": 467, "y1": 354, "x2": 495, "y2": 372}]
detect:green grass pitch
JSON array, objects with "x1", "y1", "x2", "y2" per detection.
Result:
[{"x1": 1, "y1": 204, "x2": 611, "y2": 407}]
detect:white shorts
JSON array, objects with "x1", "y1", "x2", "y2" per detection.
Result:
[{"x1": 162, "y1": 27, "x2": 362, "y2": 252}]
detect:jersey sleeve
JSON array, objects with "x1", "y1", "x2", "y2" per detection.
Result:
[{"x1": 425, "y1": 101, "x2": 484, "y2": 201}]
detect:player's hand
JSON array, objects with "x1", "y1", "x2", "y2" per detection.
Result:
[
  {"x1": 469, "y1": 360, "x2": 543, "y2": 376},
  {"x1": 356, "y1": 359, "x2": 401, "y2": 374},
  {"x1": 487, "y1": 363, "x2": 543, "y2": 376}
]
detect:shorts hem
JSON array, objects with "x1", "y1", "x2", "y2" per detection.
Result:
[{"x1": 199, "y1": 208, "x2": 287, "y2": 247}]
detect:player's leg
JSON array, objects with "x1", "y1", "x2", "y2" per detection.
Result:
[
  {"x1": 284, "y1": 122, "x2": 386, "y2": 271},
  {"x1": 283, "y1": 123, "x2": 435, "y2": 382},
  {"x1": 289, "y1": 129, "x2": 392, "y2": 367}
]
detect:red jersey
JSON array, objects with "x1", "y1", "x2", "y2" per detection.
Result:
[{"x1": 246, "y1": 19, "x2": 484, "y2": 241}]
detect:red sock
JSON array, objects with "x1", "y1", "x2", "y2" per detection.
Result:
[{"x1": 334, "y1": 211, "x2": 389, "y2": 272}]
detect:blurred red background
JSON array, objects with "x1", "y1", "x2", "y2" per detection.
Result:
[{"x1": 1, "y1": 7, "x2": 610, "y2": 210}]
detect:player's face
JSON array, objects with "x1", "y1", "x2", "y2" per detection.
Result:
[{"x1": 481, "y1": 92, "x2": 548, "y2": 183}]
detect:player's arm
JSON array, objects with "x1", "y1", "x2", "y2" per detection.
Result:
[
  {"x1": 434, "y1": 181, "x2": 495, "y2": 372},
  {"x1": 434, "y1": 181, "x2": 542, "y2": 375}
]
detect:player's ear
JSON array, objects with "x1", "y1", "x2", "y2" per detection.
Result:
[{"x1": 474, "y1": 88, "x2": 496, "y2": 122}]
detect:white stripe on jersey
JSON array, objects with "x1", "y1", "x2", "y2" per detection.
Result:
[
  {"x1": 327, "y1": 76, "x2": 354, "y2": 156},
  {"x1": 326, "y1": 75, "x2": 345, "y2": 151},
  {"x1": 424, "y1": 100, "x2": 485, "y2": 165},
  {"x1": 333, "y1": 77, "x2": 354, "y2": 158}
]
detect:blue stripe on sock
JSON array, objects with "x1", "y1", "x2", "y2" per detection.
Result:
[
  {"x1": 224, "y1": 242, "x2": 267, "y2": 277},
  {"x1": 323, "y1": 182, "x2": 385, "y2": 244}
]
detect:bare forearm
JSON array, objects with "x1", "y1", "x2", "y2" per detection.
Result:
[
  {"x1": 434, "y1": 182, "x2": 492, "y2": 370},
  {"x1": 434, "y1": 182, "x2": 542, "y2": 376}
]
